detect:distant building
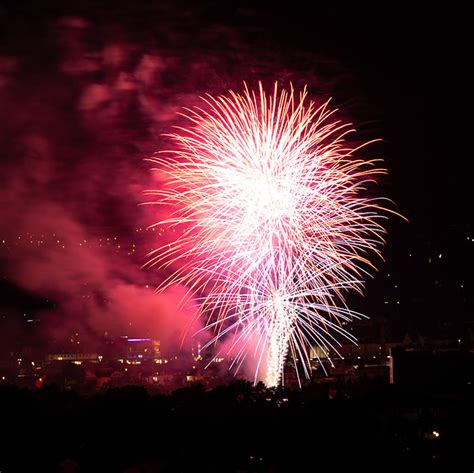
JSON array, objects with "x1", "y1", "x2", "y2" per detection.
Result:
[
  {"x1": 46, "y1": 353, "x2": 100, "y2": 362},
  {"x1": 118, "y1": 336, "x2": 161, "y2": 361},
  {"x1": 391, "y1": 347, "x2": 474, "y2": 392},
  {"x1": 309, "y1": 345, "x2": 329, "y2": 360}
]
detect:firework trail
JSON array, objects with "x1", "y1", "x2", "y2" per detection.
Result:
[{"x1": 146, "y1": 82, "x2": 393, "y2": 387}]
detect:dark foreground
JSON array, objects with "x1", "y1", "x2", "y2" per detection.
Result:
[{"x1": 1, "y1": 380, "x2": 472, "y2": 472}]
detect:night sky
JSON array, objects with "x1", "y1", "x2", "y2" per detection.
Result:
[{"x1": 0, "y1": 1, "x2": 472, "y2": 359}]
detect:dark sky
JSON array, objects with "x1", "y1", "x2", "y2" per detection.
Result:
[{"x1": 0, "y1": 0, "x2": 472, "y2": 356}]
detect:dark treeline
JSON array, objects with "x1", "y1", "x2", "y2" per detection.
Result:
[{"x1": 1, "y1": 380, "x2": 472, "y2": 472}]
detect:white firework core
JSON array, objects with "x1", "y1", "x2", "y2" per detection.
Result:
[{"x1": 146, "y1": 82, "x2": 392, "y2": 387}]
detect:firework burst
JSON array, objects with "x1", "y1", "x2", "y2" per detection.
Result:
[{"x1": 146, "y1": 82, "x2": 394, "y2": 387}]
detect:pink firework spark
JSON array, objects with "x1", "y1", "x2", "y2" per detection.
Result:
[{"x1": 146, "y1": 82, "x2": 395, "y2": 387}]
